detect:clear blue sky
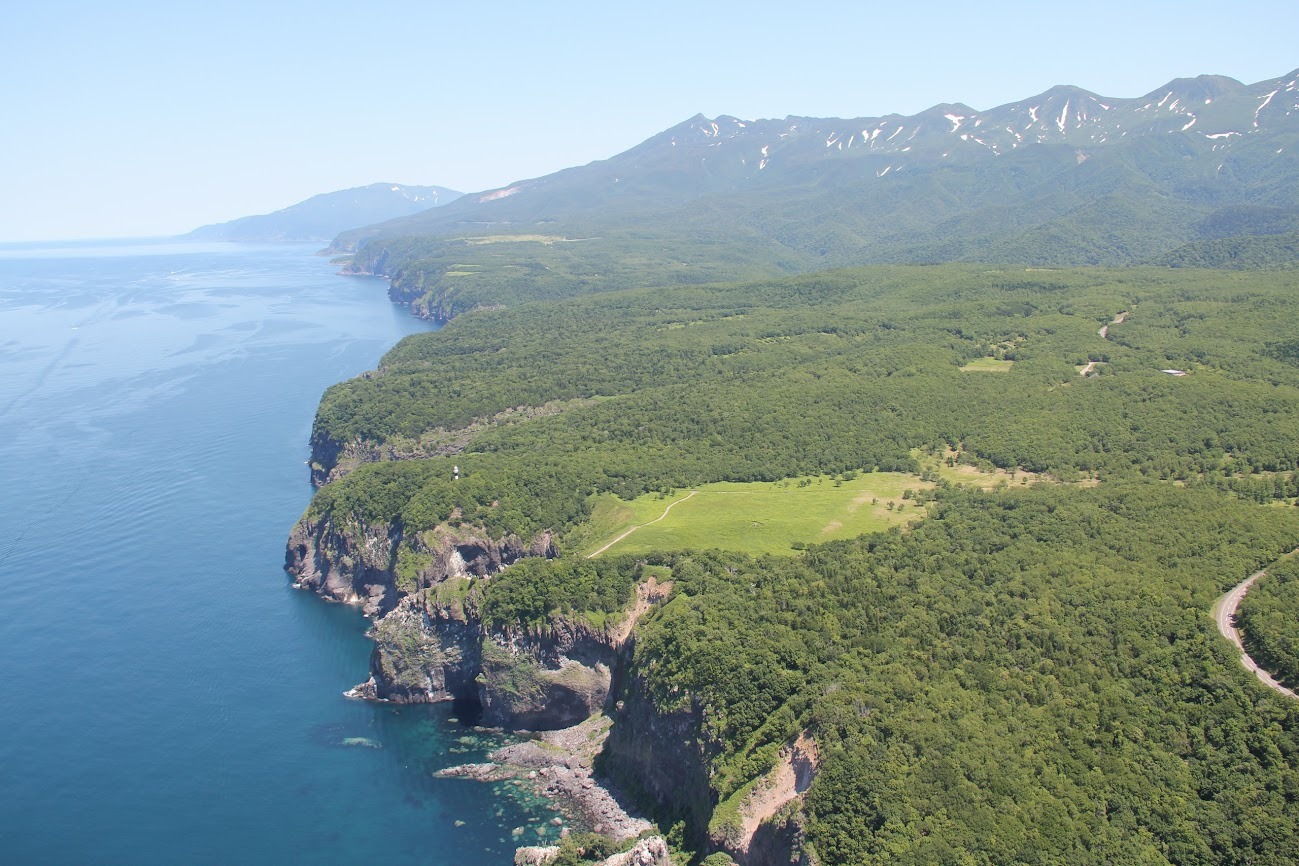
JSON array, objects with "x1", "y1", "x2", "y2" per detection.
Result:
[{"x1": 2, "y1": 0, "x2": 1295, "y2": 241}]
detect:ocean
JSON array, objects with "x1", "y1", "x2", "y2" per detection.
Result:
[{"x1": 0, "y1": 240, "x2": 554, "y2": 864}]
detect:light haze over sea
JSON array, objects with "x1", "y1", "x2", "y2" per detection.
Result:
[{"x1": 0, "y1": 240, "x2": 554, "y2": 863}]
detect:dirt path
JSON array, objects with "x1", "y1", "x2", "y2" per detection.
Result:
[
  {"x1": 587, "y1": 491, "x2": 697, "y2": 558},
  {"x1": 1098, "y1": 310, "x2": 1128, "y2": 340},
  {"x1": 1214, "y1": 563, "x2": 1299, "y2": 700},
  {"x1": 1083, "y1": 311, "x2": 1128, "y2": 373}
]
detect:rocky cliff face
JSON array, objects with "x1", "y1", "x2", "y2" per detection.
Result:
[
  {"x1": 478, "y1": 618, "x2": 618, "y2": 729},
  {"x1": 340, "y1": 244, "x2": 457, "y2": 324},
  {"x1": 356, "y1": 592, "x2": 483, "y2": 702},
  {"x1": 285, "y1": 510, "x2": 624, "y2": 729},
  {"x1": 710, "y1": 733, "x2": 820, "y2": 866},
  {"x1": 604, "y1": 673, "x2": 718, "y2": 845},
  {"x1": 356, "y1": 587, "x2": 620, "y2": 730},
  {"x1": 286, "y1": 508, "x2": 550, "y2": 610},
  {"x1": 309, "y1": 400, "x2": 591, "y2": 487},
  {"x1": 285, "y1": 513, "x2": 403, "y2": 615},
  {"x1": 601, "y1": 654, "x2": 817, "y2": 866},
  {"x1": 285, "y1": 507, "x2": 812, "y2": 860}
]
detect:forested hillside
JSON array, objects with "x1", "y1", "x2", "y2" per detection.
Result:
[
  {"x1": 328, "y1": 69, "x2": 1299, "y2": 321},
  {"x1": 626, "y1": 485, "x2": 1299, "y2": 865},
  {"x1": 285, "y1": 64, "x2": 1299, "y2": 861},
  {"x1": 1237, "y1": 560, "x2": 1299, "y2": 687},
  {"x1": 311, "y1": 265, "x2": 1299, "y2": 540},
  {"x1": 291, "y1": 262, "x2": 1299, "y2": 862}
]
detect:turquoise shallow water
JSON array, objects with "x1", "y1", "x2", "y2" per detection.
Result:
[{"x1": 0, "y1": 240, "x2": 555, "y2": 864}]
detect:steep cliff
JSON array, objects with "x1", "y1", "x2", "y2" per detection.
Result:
[
  {"x1": 339, "y1": 244, "x2": 461, "y2": 324},
  {"x1": 285, "y1": 512, "x2": 403, "y2": 615},
  {"x1": 602, "y1": 662, "x2": 815, "y2": 866},
  {"x1": 477, "y1": 618, "x2": 618, "y2": 729},
  {"x1": 286, "y1": 508, "x2": 552, "y2": 611},
  {"x1": 284, "y1": 508, "x2": 633, "y2": 729},
  {"x1": 285, "y1": 508, "x2": 812, "y2": 860},
  {"x1": 356, "y1": 587, "x2": 621, "y2": 730},
  {"x1": 708, "y1": 734, "x2": 819, "y2": 866},
  {"x1": 308, "y1": 399, "x2": 596, "y2": 487}
]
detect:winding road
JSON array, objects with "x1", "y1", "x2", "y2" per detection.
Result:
[
  {"x1": 1080, "y1": 311, "x2": 1128, "y2": 376},
  {"x1": 1214, "y1": 563, "x2": 1299, "y2": 700},
  {"x1": 587, "y1": 490, "x2": 698, "y2": 558},
  {"x1": 1098, "y1": 310, "x2": 1127, "y2": 340}
]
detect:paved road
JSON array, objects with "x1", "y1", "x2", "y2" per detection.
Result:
[{"x1": 1214, "y1": 566, "x2": 1299, "y2": 700}]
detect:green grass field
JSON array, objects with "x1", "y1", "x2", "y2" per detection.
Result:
[
  {"x1": 582, "y1": 472, "x2": 928, "y2": 558},
  {"x1": 959, "y1": 358, "x2": 1015, "y2": 372}
]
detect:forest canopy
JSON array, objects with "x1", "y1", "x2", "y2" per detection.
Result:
[{"x1": 301, "y1": 262, "x2": 1299, "y2": 864}]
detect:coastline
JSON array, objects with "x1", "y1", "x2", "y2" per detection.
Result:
[{"x1": 438, "y1": 715, "x2": 654, "y2": 842}]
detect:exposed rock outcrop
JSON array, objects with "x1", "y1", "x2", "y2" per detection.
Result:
[
  {"x1": 605, "y1": 683, "x2": 718, "y2": 844},
  {"x1": 444, "y1": 714, "x2": 654, "y2": 842},
  {"x1": 360, "y1": 593, "x2": 619, "y2": 729},
  {"x1": 597, "y1": 836, "x2": 671, "y2": 866},
  {"x1": 285, "y1": 503, "x2": 810, "y2": 861},
  {"x1": 285, "y1": 511, "x2": 550, "y2": 616},
  {"x1": 285, "y1": 514, "x2": 403, "y2": 616},
  {"x1": 478, "y1": 619, "x2": 618, "y2": 729},
  {"x1": 339, "y1": 244, "x2": 456, "y2": 323},
  {"x1": 510, "y1": 836, "x2": 670, "y2": 866},
  {"x1": 514, "y1": 845, "x2": 561, "y2": 866},
  {"x1": 712, "y1": 733, "x2": 819, "y2": 866},
  {"x1": 350, "y1": 590, "x2": 484, "y2": 702},
  {"x1": 285, "y1": 508, "x2": 628, "y2": 729}
]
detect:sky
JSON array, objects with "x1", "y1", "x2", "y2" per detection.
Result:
[{"x1": 2, "y1": 0, "x2": 1296, "y2": 241}]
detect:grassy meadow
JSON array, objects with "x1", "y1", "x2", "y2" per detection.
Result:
[
  {"x1": 958, "y1": 357, "x2": 1015, "y2": 372},
  {"x1": 582, "y1": 472, "x2": 928, "y2": 558}
]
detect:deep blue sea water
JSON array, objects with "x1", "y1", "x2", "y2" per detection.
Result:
[{"x1": 0, "y1": 240, "x2": 554, "y2": 864}]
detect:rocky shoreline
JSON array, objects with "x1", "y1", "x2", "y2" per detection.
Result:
[
  {"x1": 438, "y1": 714, "x2": 653, "y2": 842},
  {"x1": 285, "y1": 506, "x2": 683, "y2": 859}
]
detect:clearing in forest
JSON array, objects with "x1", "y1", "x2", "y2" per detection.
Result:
[
  {"x1": 959, "y1": 358, "x2": 1015, "y2": 372},
  {"x1": 582, "y1": 472, "x2": 928, "y2": 558},
  {"x1": 462, "y1": 234, "x2": 589, "y2": 245},
  {"x1": 912, "y1": 448, "x2": 1051, "y2": 488}
]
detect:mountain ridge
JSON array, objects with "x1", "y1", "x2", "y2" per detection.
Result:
[
  {"x1": 328, "y1": 66, "x2": 1299, "y2": 323},
  {"x1": 184, "y1": 182, "x2": 462, "y2": 242},
  {"x1": 337, "y1": 66, "x2": 1298, "y2": 247}
]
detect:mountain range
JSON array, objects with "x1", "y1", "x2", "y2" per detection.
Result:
[
  {"x1": 184, "y1": 182, "x2": 461, "y2": 242},
  {"x1": 327, "y1": 67, "x2": 1299, "y2": 321}
]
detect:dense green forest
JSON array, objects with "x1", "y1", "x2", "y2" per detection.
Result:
[
  {"x1": 1237, "y1": 560, "x2": 1299, "y2": 688},
  {"x1": 1153, "y1": 231, "x2": 1299, "y2": 270},
  {"x1": 311, "y1": 265, "x2": 1299, "y2": 546},
  {"x1": 423, "y1": 484, "x2": 1299, "y2": 865},
  {"x1": 623, "y1": 484, "x2": 1299, "y2": 865},
  {"x1": 300, "y1": 262, "x2": 1299, "y2": 864},
  {"x1": 353, "y1": 197, "x2": 1299, "y2": 324},
  {"x1": 352, "y1": 228, "x2": 798, "y2": 322}
]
